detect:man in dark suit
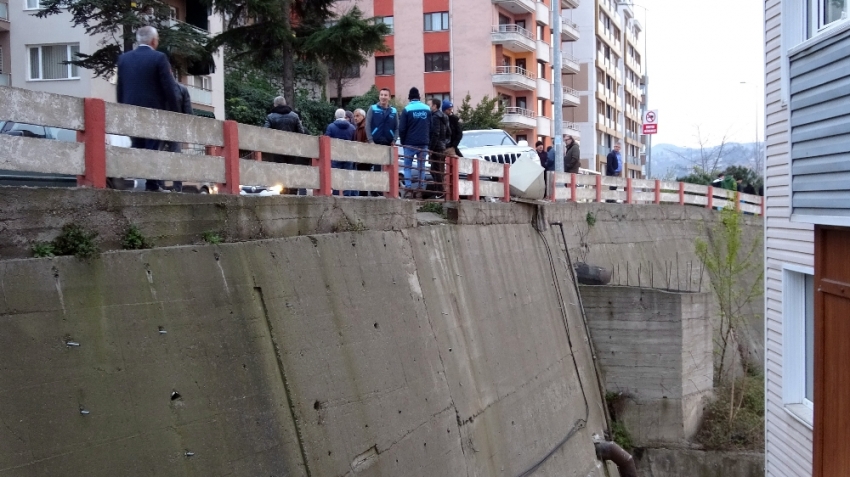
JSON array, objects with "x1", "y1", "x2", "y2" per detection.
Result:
[
  {"x1": 116, "y1": 25, "x2": 179, "y2": 192},
  {"x1": 165, "y1": 82, "x2": 193, "y2": 191}
]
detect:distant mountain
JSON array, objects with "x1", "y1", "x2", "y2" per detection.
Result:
[{"x1": 647, "y1": 142, "x2": 762, "y2": 179}]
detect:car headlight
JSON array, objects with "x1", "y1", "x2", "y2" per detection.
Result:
[{"x1": 268, "y1": 184, "x2": 283, "y2": 194}]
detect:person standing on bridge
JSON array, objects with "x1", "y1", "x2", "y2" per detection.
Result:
[
  {"x1": 325, "y1": 109, "x2": 356, "y2": 196},
  {"x1": 116, "y1": 26, "x2": 180, "y2": 192},
  {"x1": 365, "y1": 88, "x2": 398, "y2": 197},
  {"x1": 565, "y1": 135, "x2": 581, "y2": 174},
  {"x1": 165, "y1": 79, "x2": 193, "y2": 192},
  {"x1": 398, "y1": 87, "x2": 431, "y2": 198},
  {"x1": 605, "y1": 142, "x2": 622, "y2": 203}
]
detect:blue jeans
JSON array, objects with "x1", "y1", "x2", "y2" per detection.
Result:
[
  {"x1": 403, "y1": 146, "x2": 428, "y2": 190},
  {"x1": 331, "y1": 160, "x2": 357, "y2": 196}
]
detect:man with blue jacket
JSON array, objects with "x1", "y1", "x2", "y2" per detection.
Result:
[
  {"x1": 605, "y1": 142, "x2": 623, "y2": 203},
  {"x1": 325, "y1": 109, "x2": 356, "y2": 196},
  {"x1": 398, "y1": 87, "x2": 431, "y2": 194},
  {"x1": 365, "y1": 88, "x2": 398, "y2": 146}
]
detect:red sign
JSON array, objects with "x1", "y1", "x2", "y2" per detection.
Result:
[{"x1": 642, "y1": 124, "x2": 657, "y2": 135}]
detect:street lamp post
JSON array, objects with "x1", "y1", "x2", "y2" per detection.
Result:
[
  {"x1": 621, "y1": 2, "x2": 650, "y2": 177},
  {"x1": 739, "y1": 81, "x2": 760, "y2": 174}
]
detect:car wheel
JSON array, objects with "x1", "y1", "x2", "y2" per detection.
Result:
[{"x1": 200, "y1": 187, "x2": 209, "y2": 194}]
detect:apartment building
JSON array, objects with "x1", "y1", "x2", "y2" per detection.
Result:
[
  {"x1": 0, "y1": 0, "x2": 224, "y2": 119},
  {"x1": 332, "y1": 0, "x2": 645, "y2": 176},
  {"x1": 763, "y1": 1, "x2": 850, "y2": 476}
]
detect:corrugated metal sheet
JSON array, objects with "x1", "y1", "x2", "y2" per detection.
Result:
[{"x1": 789, "y1": 28, "x2": 850, "y2": 220}]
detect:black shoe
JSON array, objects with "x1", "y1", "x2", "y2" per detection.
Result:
[{"x1": 146, "y1": 187, "x2": 171, "y2": 193}]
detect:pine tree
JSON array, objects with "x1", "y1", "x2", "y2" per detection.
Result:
[{"x1": 457, "y1": 94, "x2": 505, "y2": 130}]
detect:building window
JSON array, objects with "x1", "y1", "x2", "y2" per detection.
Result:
[
  {"x1": 425, "y1": 92, "x2": 451, "y2": 102},
  {"x1": 424, "y1": 12, "x2": 449, "y2": 32},
  {"x1": 375, "y1": 56, "x2": 395, "y2": 76},
  {"x1": 424, "y1": 53, "x2": 450, "y2": 72},
  {"x1": 537, "y1": 61, "x2": 546, "y2": 80},
  {"x1": 25, "y1": 0, "x2": 45, "y2": 10},
  {"x1": 808, "y1": 0, "x2": 848, "y2": 35},
  {"x1": 537, "y1": 98, "x2": 546, "y2": 116},
  {"x1": 377, "y1": 16, "x2": 394, "y2": 35},
  {"x1": 28, "y1": 44, "x2": 80, "y2": 80},
  {"x1": 782, "y1": 266, "x2": 815, "y2": 428}
]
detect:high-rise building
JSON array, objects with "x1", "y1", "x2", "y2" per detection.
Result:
[
  {"x1": 332, "y1": 0, "x2": 646, "y2": 176},
  {"x1": 0, "y1": 0, "x2": 225, "y2": 119}
]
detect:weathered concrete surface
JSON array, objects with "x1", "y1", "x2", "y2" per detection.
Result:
[
  {"x1": 0, "y1": 189, "x2": 417, "y2": 259},
  {"x1": 0, "y1": 224, "x2": 609, "y2": 477},
  {"x1": 581, "y1": 286, "x2": 713, "y2": 447},
  {"x1": 635, "y1": 448, "x2": 764, "y2": 477}
]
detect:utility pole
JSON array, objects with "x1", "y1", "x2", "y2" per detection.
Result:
[{"x1": 552, "y1": 0, "x2": 564, "y2": 172}]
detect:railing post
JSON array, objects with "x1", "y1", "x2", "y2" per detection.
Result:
[
  {"x1": 706, "y1": 186, "x2": 714, "y2": 210},
  {"x1": 596, "y1": 174, "x2": 603, "y2": 203},
  {"x1": 318, "y1": 135, "x2": 332, "y2": 196},
  {"x1": 678, "y1": 181, "x2": 685, "y2": 205},
  {"x1": 761, "y1": 196, "x2": 765, "y2": 216},
  {"x1": 222, "y1": 120, "x2": 240, "y2": 195},
  {"x1": 79, "y1": 98, "x2": 106, "y2": 189},
  {"x1": 654, "y1": 179, "x2": 662, "y2": 204},
  {"x1": 501, "y1": 163, "x2": 510, "y2": 203},
  {"x1": 449, "y1": 156, "x2": 460, "y2": 201},
  {"x1": 735, "y1": 191, "x2": 741, "y2": 212},
  {"x1": 626, "y1": 177, "x2": 633, "y2": 204},
  {"x1": 252, "y1": 151, "x2": 262, "y2": 161},
  {"x1": 472, "y1": 159, "x2": 480, "y2": 201},
  {"x1": 570, "y1": 173, "x2": 578, "y2": 203},
  {"x1": 386, "y1": 145, "x2": 399, "y2": 199}
]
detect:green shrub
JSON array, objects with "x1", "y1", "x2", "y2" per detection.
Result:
[
  {"x1": 697, "y1": 374, "x2": 765, "y2": 451},
  {"x1": 52, "y1": 223, "x2": 99, "y2": 259},
  {"x1": 201, "y1": 231, "x2": 223, "y2": 245},
  {"x1": 31, "y1": 242, "x2": 55, "y2": 258},
  {"x1": 121, "y1": 225, "x2": 152, "y2": 250}
]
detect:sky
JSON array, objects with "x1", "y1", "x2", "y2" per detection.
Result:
[{"x1": 632, "y1": 0, "x2": 765, "y2": 148}]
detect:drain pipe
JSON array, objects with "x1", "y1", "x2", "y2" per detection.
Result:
[{"x1": 594, "y1": 441, "x2": 639, "y2": 477}]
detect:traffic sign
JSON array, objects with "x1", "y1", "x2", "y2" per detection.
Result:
[{"x1": 642, "y1": 109, "x2": 658, "y2": 135}]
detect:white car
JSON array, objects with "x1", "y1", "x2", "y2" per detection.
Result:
[{"x1": 457, "y1": 129, "x2": 541, "y2": 167}]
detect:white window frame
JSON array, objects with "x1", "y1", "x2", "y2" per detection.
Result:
[
  {"x1": 782, "y1": 263, "x2": 815, "y2": 429},
  {"x1": 27, "y1": 44, "x2": 81, "y2": 81},
  {"x1": 423, "y1": 12, "x2": 449, "y2": 32},
  {"x1": 24, "y1": 0, "x2": 45, "y2": 10}
]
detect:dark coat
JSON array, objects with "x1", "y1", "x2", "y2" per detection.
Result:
[
  {"x1": 429, "y1": 109, "x2": 450, "y2": 152},
  {"x1": 537, "y1": 150, "x2": 549, "y2": 169},
  {"x1": 565, "y1": 142, "x2": 581, "y2": 173},
  {"x1": 175, "y1": 83, "x2": 193, "y2": 115},
  {"x1": 325, "y1": 119, "x2": 354, "y2": 141},
  {"x1": 365, "y1": 103, "x2": 398, "y2": 145},
  {"x1": 448, "y1": 114, "x2": 463, "y2": 150},
  {"x1": 399, "y1": 100, "x2": 431, "y2": 146},
  {"x1": 116, "y1": 45, "x2": 178, "y2": 112},
  {"x1": 605, "y1": 150, "x2": 621, "y2": 176},
  {"x1": 264, "y1": 105, "x2": 305, "y2": 134},
  {"x1": 354, "y1": 121, "x2": 368, "y2": 143}
]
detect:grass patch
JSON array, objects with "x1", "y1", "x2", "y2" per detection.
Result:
[
  {"x1": 201, "y1": 231, "x2": 224, "y2": 245},
  {"x1": 605, "y1": 391, "x2": 634, "y2": 451},
  {"x1": 696, "y1": 373, "x2": 765, "y2": 451},
  {"x1": 41, "y1": 223, "x2": 100, "y2": 259},
  {"x1": 418, "y1": 202, "x2": 447, "y2": 218},
  {"x1": 121, "y1": 225, "x2": 153, "y2": 250},
  {"x1": 31, "y1": 242, "x2": 55, "y2": 258}
]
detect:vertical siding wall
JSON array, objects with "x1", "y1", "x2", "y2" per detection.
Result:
[{"x1": 764, "y1": 1, "x2": 815, "y2": 476}]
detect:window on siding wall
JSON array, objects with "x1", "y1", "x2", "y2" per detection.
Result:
[
  {"x1": 28, "y1": 44, "x2": 80, "y2": 80},
  {"x1": 425, "y1": 92, "x2": 451, "y2": 102},
  {"x1": 782, "y1": 267, "x2": 815, "y2": 428},
  {"x1": 424, "y1": 12, "x2": 449, "y2": 32},
  {"x1": 424, "y1": 53, "x2": 450, "y2": 72},
  {"x1": 377, "y1": 16, "x2": 394, "y2": 35},
  {"x1": 375, "y1": 56, "x2": 394, "y2": 76},
  {"x1": 807, "y1": 0, "x2": 848, "y2": 36}
]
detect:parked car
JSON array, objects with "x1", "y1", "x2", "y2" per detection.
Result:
[{"x1": 458, "y1": 129, "x2": 541, "y2": 168}]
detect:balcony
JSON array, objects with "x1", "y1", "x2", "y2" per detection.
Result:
[
  {"x1": 537, "y1": 78, "x2": 551, "y2": 100},
  {"x1": 536, "y1": 1, "x2": 550, "y2": 25},
  {"x1": 561, "y1": 18, "x2": 580, "y2": 41},
  {"x1": 185, "y1": 84, "x2": 213, "y2": 106},
  {"x1": 563, "y1": 121, "x2": 581, "y2": 139},
  {"x1": 501, "y1": 107, "x2": 536, "y2": 130},
  {"x1": 562, "y1": 86, "x2": 580, "y2": 107},
  {"x1": 0, "y1": 1, "x2": 8, "y2": 31},
  {"x1": 492, "y1": 66, "x2": 536, "y2": 91},
  {"x1": 536, "y1": 40, "x2": 551, "y2": 63},
  {"x1": 562, "y1": 54, "x2": 579, "y2": 74},
  {"x1": 537, "y1": 116, "x2": 552, "y2": 136},
  {"x1": 491, "y1": 0, "x2": 535, "y2": 15},
  {"x1": 561, "y1": 0, "x2": 579, "y2": 8},
  {"x1": 491, "y1": 24, "x2": 536, "y2": 53},
  {"x1": 0, "y1": 73, "x2": 9, "y2": 87}
]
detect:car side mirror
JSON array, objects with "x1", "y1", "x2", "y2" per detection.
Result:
[{"x1": 517, "y1": 140, "x2": 529, "y2": 147}]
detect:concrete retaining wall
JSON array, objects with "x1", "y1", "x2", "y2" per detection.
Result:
[
  {"x1": 580, "y1": 286, "x2": 713, "y2": 447},
  {"x1": 635, "y1": 448, "x2": 765, "y2": 477},
  {"x1": 0, "y1": 223, "x2": 609, "y2": 477}
]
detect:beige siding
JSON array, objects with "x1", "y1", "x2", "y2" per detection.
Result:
[{"x1": 764, "y1": 0, "x2": 815, "y2": 476}]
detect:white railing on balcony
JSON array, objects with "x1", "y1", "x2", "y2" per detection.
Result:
[
  {"x1": 492, "y1": 0, "x2": 536, "y2": 14},
  {"x1": 185, "y1": 84, "x2": 213, "y2": 106},
  {"x1": 561, "y1": 18, "x2": 579, "y2": 34},
  {"x1": 0, "y1": 74, "x2": 9, "y2": 87},
  {"x1": 562, "y1": 54, "x2": 579, "y2": 71},
  {"x1": 504, "y1": 106, "x2": 536, "y2": 119},
  {"x1": 563, "y1": 86, "x2": 579, "y2": 97},
  {"x1": 0, "y1": 1, "x2": 8, "y2": 21},
  {"x1": 564, "y1": 121, "x2": 580, "y2": 133},
  {"x1": 166, "y1": 19, "x2": 210, "y2": 37},
  {"x1": 492, "y1": 23, "x2": 534, "y2": 40},
  {"x1": 494, "y1": 65, "x2": 535, "y2": 79}
]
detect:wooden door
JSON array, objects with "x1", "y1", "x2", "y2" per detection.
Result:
[{"x1": 814, "y1": 226, "x2": 850, "y2": 477}]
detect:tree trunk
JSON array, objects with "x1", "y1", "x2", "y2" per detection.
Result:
[
  {"x1": 123, "y1": 22, "x2": 134, "y2": 53},
  {"x1": 336, "y1": 76, "x2": 344, "y2": 107},
  {"x1": 281, "y1": 0, "x2": 296, "y2": 108}
]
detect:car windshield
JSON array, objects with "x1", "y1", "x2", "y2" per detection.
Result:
[{"x1": 459, "y1": 131, "x2": 517, "y2": 149}]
